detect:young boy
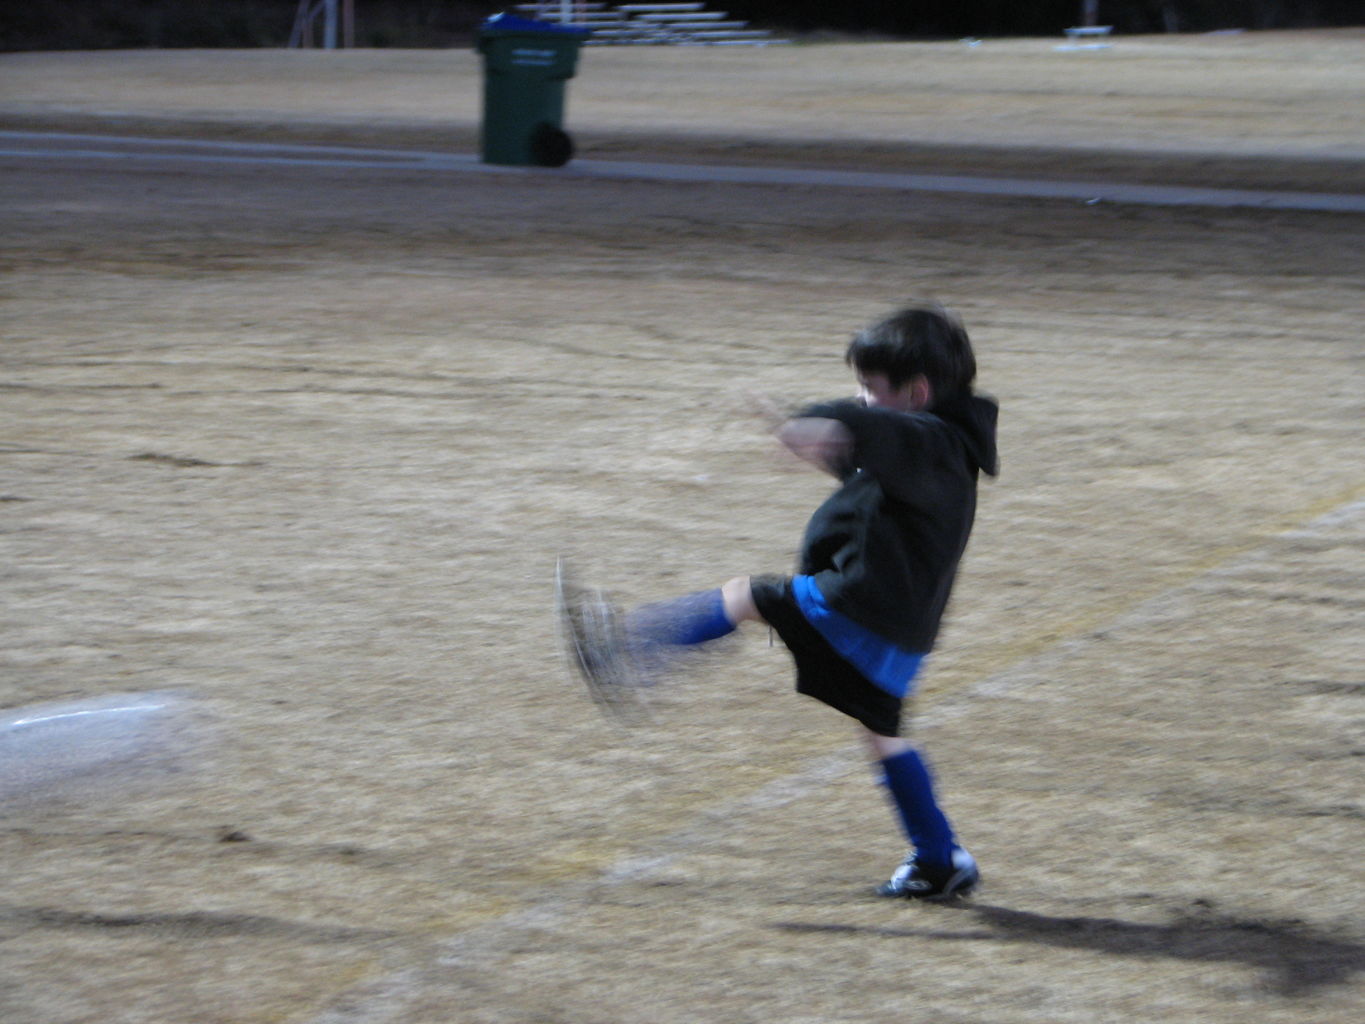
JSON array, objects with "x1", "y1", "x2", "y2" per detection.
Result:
[{"x1": 558, "y1": 304, "x2": 999, "y2": 899}]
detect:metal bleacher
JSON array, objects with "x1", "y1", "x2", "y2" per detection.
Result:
[{"x1": 513, "y1": 3, "x2": 787, "y2": 46}]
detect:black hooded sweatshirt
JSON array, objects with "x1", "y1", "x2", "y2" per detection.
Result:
[{"x1": 793, "y1": 393, "x2": 999, "y2": 653}]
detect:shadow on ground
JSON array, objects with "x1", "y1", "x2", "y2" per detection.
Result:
[{"x1": 773, "y1": 901, "x2": 1365, "y2": 996}]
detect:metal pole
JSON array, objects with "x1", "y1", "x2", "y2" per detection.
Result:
[
  {"x1": 289, "y1": 0, "x2": 309, "y2": 47},
  {"x1": 324, "y1": 0, "x2": 339, "y2": 49},
  {"x1": 343, "y1": 0, "x2": 355, "y2": 47}
]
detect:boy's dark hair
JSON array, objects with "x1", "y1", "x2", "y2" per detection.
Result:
[{"x1": 845, "y1": 304, "x2": 977, "y2": 401}]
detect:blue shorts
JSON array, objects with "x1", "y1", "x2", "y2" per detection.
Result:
[{"x1": 791, "y1": 575, "x2": 925, "y2": 699}]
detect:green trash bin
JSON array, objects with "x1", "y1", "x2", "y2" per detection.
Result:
[{"x1": 477, "y1": 14, "x2": 591, "y2": 168}]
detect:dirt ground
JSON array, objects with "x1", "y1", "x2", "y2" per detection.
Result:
[{"x1": 1, "y1": 31, "x2": 1362, "y2": 1024}]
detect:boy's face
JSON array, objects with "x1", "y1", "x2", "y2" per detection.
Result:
[{"x1": 857, "y1": 372, "x2": 929, "y2": 412}]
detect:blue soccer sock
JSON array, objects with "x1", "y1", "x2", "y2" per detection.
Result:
[
  {"x1": 880, "y1": 747, "x2": 957, "y2": 868},
  {"x1": 627, "y1": 589, "x2": 736, "y2": 647}
]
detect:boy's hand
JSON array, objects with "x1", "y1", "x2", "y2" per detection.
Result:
[
  {"x1": 778, "y1": 417, "x2": 854, "y2": 476},
  {"x1": 743, "y1": 391, "x2": 789, "y2": 432}
]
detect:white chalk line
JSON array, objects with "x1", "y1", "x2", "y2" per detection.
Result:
[
  {"x1": 304, "y1": 492, "x2": 1364, "y2": 1023},
  {"x1": 2, "y1": 131, "x2": 1362, "y2": 212},
  {"x1": 4, "y1": 703, "x2": 168, "y2": 730}
]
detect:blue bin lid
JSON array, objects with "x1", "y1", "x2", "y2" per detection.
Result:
[{"x1": 481, "y1": 13, "x2": 592, "y2": 36}]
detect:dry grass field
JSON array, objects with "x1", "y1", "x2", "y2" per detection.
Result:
[{"x1": 1, "y1": 30, "x2": 1362, "y2": 1024}]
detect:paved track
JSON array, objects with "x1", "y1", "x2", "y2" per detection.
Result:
[{"x1": 3, "y1": 131, "x2": 1363, "y2": 213}]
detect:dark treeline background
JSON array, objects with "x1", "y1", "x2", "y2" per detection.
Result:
[{"x1": 2, "y1": 1, "x2": 1361, "y2": 51}]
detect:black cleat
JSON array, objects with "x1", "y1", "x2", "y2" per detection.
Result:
[
  {"x1": 555, "y1": 558, "x2": 646, "y2": 722},
  {"x1": 876, "y1": 848, "x2": 980, "y2": 900}
]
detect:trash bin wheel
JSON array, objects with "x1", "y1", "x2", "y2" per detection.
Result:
[{"x1": 530, "y1": 123, "x2": 575, "y2": 168}]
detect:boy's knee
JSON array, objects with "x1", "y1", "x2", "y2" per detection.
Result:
[
  {"x1": 721, "y1": 576, "x2": 763, "y2": 626},
  {"x1": 862, "y1": 728, "x2": 912, "y2": 761}
]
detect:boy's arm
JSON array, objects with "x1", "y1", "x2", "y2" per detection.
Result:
[
  {"x1": 777, "y1": 417, "x2": 855, "y2": 477},
  {"x1": 797, "y1": 399, "x2": 937, "y2": 497},
  {"x1": 744, "y1": 392, "x2": 853, "y2": 477}
]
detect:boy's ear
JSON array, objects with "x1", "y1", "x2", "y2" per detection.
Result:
[{"x1": 908, "y1": 375, "x2": 933, "y2": 411}]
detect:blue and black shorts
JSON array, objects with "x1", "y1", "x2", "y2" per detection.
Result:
[{"x1": 749, "y1": 574, "x2": 923, "y2": 738}]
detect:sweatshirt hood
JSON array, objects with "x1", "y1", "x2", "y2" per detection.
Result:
[{"x1": 938, "y1": 393, "x2": 999, "y2": 477}]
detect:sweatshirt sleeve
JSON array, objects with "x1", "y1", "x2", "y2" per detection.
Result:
[{"x1": 796, "y1": 399, "x2": 943, "y2": 502}]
